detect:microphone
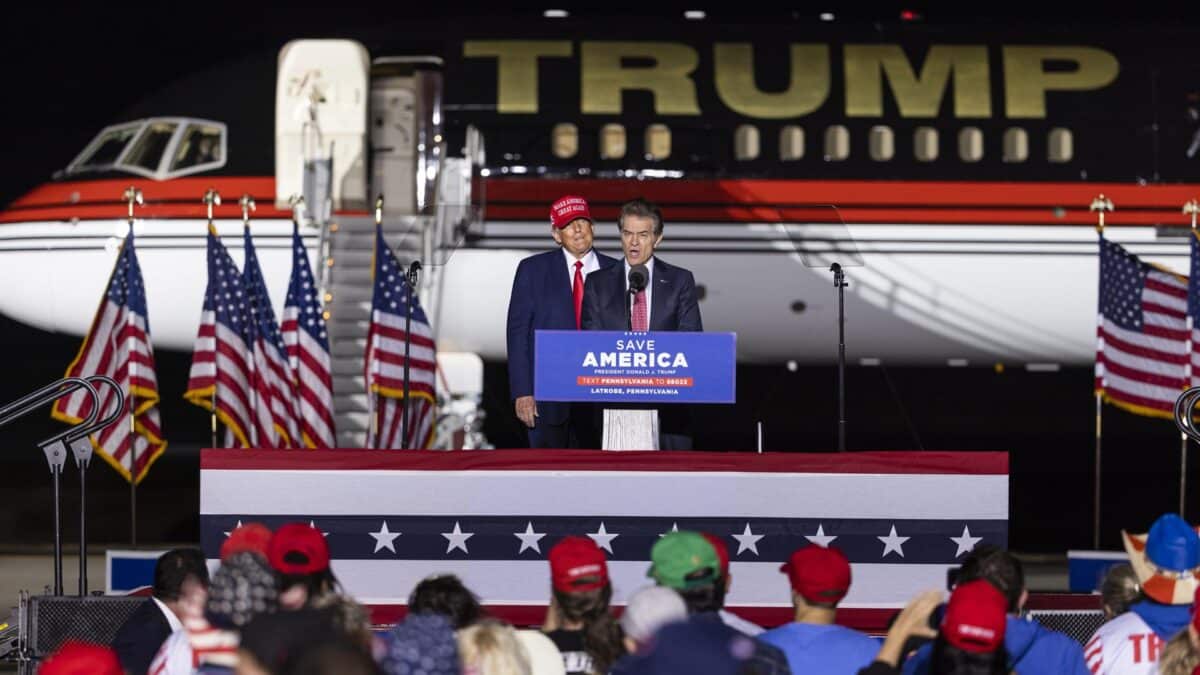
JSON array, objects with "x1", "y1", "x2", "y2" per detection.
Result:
[{"x1": 628, "y1": 264, "x2": 648, "y2": 294}]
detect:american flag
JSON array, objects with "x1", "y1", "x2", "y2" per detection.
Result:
[
  {"x1": 184, "y1": 226, "x2": 254, "y2": 447},
  {"x1": 281, "y1": 221, "x2": 336, "y2": 448},
  {"x1": 364, "y1": 224, "x2": 437, "y2": 449},
  {"x1": 1095, "y1": 235, "x2": 1189, "y2": 418},
  {"x1": 52, "y1": 232, "x2": 166, "y2": 483},
  {"x1": 242, "y1": 227, "x2": 300, "y2": 448}
]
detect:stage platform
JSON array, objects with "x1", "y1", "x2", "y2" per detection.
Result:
[{"x1": 201, "y1": 448, "x2": 1011, "y2": 631}]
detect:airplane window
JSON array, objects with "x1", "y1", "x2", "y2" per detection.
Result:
[
  {"x1": 823, "y1": 125, "x2": 849, "y2": 161},
  {"x1": 780, "y1": 126, "x2": 805, "y2": 161},
  {"x1": 869, "y1": 126, "x2": 894, "y2": 161},
  {"x1": 71, "y1": 123, "x2": 142, "y2": 171},
  {"x1": 735, "y1": 125, "x2": 760, "y2": 161},
  {"x1": 122, "y1": 122, "x2": 179, "y2": 171},
  {"x1": 600, "y1": 123, "x2": 626, "y2": 160},
  {"x1": 1003, "y1": 128, "x2": 1028, "y2": 163},
  {"x1": 170, "y1": 123, "x2": 224, "y2": 171},
  {"x1": 552, "y1": 123, "x2": 578, "y2": 159},
  {"x1": 958, "y1": 127, "x2": 984, "y2": 162},
  {"x1": 645, "y1": 124, "x2": 671, "y2": 161},
  {"x1": 914, "y1": 127, "x2": 939, "y2": 162},
  {"x1": 1048, "y1": 128, "x2": 1073, "y2": 163}
]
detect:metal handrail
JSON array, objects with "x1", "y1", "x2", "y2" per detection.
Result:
[
  {"x1": 0, "y1": 377, "x2": 100, "y2": 437},
  {"x1": 64, "y1": 375, "x2": 124, "y2": 596},
  {"x1": 1175, "y1": 387, "x2": 1200, "y2": 444},
  {"x1": 0, "y1": 377, "x2": 100, "y2": 596}
]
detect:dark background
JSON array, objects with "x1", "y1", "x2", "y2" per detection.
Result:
[{"x1": 0, "y1": 4, "x2": 1193, "y2": 553}]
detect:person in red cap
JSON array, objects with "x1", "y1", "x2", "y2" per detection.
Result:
[
  {"x1": 699, "y1": 532, "x2": 764, "y2": 636},
  {"x1": 506, "y1": 194, "x2": 617, "y2": 448},
  {"x1": 39, "y1": 640, "x2": 123, "y2": 675},
  {"x1": 759, "y1": 544, "x2": 880, "y2": 674},
  {"x1": 542, "y1": 536, "x2": 625, "y2": 674}
]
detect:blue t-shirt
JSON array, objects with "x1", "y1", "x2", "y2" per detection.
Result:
[{"x1": 758, "y1": 622, "x2": 880, "y2": 675}]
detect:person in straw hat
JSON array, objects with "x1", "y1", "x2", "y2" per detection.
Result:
[{"x1": 1085, "y1": 513, "x2": 1200, "y2": 674}]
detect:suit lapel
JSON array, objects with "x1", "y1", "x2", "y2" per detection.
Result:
[
  {"x1": 650, "y1": 258, "x2": 670, "y2": 331},
  {"x1": 548, "y1": 250, "x2": 574, "y2": 320}
]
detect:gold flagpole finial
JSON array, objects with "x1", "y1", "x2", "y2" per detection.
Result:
[
  {"x1": 202, "y1": 188, "x2": 222, "y2": 224},
  {"x1": 122, "y1": 186, "x2": 143, "y2": 224},
  {"x1": 374, "y1": 194, "x2": 384, "y2": 226},
  {"x1": 1185, "y1": 199, "x2": 1200, "y2": 231},
  {"x1": 288, "y1": 194, "x2": 306, "y2": 223},
  {"x1": 239, "y1": 194, "x2": 256, "y2": 227},
  {"x1": 1089, "y1": 194, "x2": 1114, "y2": 233}
]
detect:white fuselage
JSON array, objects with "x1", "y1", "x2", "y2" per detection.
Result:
[{"x1": 0, "y1": 216, "x2": 1175, "y2": 366}]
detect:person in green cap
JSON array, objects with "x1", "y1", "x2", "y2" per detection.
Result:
[{"x1": 640, "y1": 531, "x2": 794, "y2": 674}]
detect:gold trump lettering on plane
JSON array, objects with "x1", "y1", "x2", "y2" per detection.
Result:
[{"x1": 462, "y1": 41, "x2": 1119, "y2": 119}]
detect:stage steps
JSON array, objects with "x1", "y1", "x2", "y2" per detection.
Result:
[{"x1": 323, "y1": 214, "x2": 429, "y2": 448}]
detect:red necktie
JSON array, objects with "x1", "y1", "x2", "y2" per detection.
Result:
[
  {"x1": 572, "y1": 260, "x2": 584, "y2": 329},
  {"x1": 632, "y1": 289, "x2": 648, "y2": 331}
]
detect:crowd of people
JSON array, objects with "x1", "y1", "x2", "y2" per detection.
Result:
[{"x1": 32, "y1": 512, "x2": 1200, "y2": 675}]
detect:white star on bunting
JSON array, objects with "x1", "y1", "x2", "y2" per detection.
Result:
[
  {"x1": 369, "y1": 521, "x2": 401, "y2": 554},
  {"x1": 732, "y1": 523, "x2": 764, "y2": 556},
  {"x1": 658, "y1": 522, "x2": 680, "y2": 538},
  {"x1": 950, "y1": 525, "x2": 983, "y2": 557},
  {"x1": 878, "y1": 525, "x2": 911, "y2": 558},
  {"x1": 514, "y1": 522, "x2": 547, "y2": 554},
  {"x1": 442, "y1": 521, "x2": 474, "y2": 554},
  {"x1": 588, "y1": 522, "x2": 619, "y2": 553},
  {"x1": 222, "y1": 520, "x2": 244, "y2": 538},
  {"x1": 309, "y1": 521, "x2": 330, "y2": 537},
  {"x1": 805, "y1": 524, "x2": 837, "y2": 547}
]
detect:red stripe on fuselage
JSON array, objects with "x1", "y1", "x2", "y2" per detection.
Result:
[{"x1": 6, "y1": 176, "x2": 1200, "y2": 226}]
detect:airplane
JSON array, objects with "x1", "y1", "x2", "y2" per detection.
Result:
[{"x1": 0, "y1": 16, "x2": 1197, "y2": 445}]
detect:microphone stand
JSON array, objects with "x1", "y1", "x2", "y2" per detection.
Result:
[
  {"x1": 400, "y1": 260, "x2": 422, "y2": 449},
  {"x1": 832, "y1": 263, "x2": 847, "y2": 452}
]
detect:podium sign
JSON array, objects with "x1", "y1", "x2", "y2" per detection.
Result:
[{"x1": 534, "y1": 330, "x2": 736, "y2": 404}]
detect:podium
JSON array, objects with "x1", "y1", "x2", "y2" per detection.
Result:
[{"x1": 534, "y1": 330, "x2": 736, "y2": 450}]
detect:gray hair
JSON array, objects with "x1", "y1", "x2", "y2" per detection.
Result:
[{"x1": 618, "y1": 198, "x2": 664, "y2": 235}]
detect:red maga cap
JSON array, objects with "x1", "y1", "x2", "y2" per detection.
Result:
[
  {"x1": 550, "y1": 195, "x2": 592, "y2": 229},
  {"x1": 267, "y1": 522, "x2": 330, "y2": 576},
  {"x1": 780, "y1": 545, "x2": 851, "y2": 605},
  {"x1": 39, "y1": 640, "x2": 122, "y2": 675},
  {"x1": 942, "y1": 579, "x2": 1008, "y2": 654},
  {"x1": 548, "y1": 536, "x2": 609, "y2": 593},
  {"x1": 701, "y1": 532, "x2": 730, "y2": 579},
  {"x1": 220, "y1": 522, "x2": 273, "y2": 561}
]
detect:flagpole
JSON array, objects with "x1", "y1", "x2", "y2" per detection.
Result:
[
  {"x1": 203, "y1": 189, "x2": 222, "y2": 448},
  {"x1": 1183, "y1": 199, "x2": 1200, "y2": 517},
  {"x1": 123, "y1": 186, "x2": 143, "y2": 545},
  {"x1": 1091, "y1": 194, "x2": 1113, "y2": 549},
  {"x1": 240, "y1": 194, "x2": 261, "y2": 447},
  {"x1": 370, "y1": 196, "x2": 383, "y2": 449}
]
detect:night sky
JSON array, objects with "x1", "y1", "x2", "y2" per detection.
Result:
[{"x1": 0, "y1": 5, "x2": 1196, "y2": 553}]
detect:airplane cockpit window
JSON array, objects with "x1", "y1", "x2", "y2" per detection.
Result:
[
  {"x1": 66, "y1": 117, "x2": 227, "y2": 180},
  {"x1": 71, "y1": 123, "x2": 142, "y2": 171},
  {"x1": 169, "y1": 123, "x2": 224, "y2": 171},
  {"x1": 123, "y1": 122, "x2": 179, "y2": 171}
]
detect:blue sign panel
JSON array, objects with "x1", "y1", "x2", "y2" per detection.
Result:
[{"x1": 534, "y1": 330, "x2": 736, "y2": 404}]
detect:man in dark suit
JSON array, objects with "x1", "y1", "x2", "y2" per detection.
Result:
[
  {"x1": 581, "y1": 198, "x2": 703, "y2": 449},
  {"x1": 111, "y1": 547, "x2": 209, "y2": 674},
  {"x1": 506, "y1": 195, "x2": 617, "y2": 448}
]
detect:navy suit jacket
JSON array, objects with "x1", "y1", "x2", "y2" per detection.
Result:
[
  {"x1": 580, "y1": 256, "x2": 703, "y2": 333},
  {"x1": 507, "y1": 248, "x2": 618, "y2": 424},
  {"x1": 112, "y1": 598, "x2": 172, "y2": 674}
]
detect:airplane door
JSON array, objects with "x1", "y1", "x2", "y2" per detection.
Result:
[{"x1": 371, "y1": 77, "x2": 417, "y2": 215}]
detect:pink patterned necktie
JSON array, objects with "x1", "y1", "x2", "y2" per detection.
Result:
[{"x1": 632, "y1": 289, "x2": 648, "y2": 331}]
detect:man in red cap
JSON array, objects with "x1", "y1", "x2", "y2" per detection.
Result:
[
  {"x1": 506, "y1": 195, "x2": 617, "y2": 448},
  {"x1": 759, "y1": 544, "x2": 879, "y2": 673}
]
